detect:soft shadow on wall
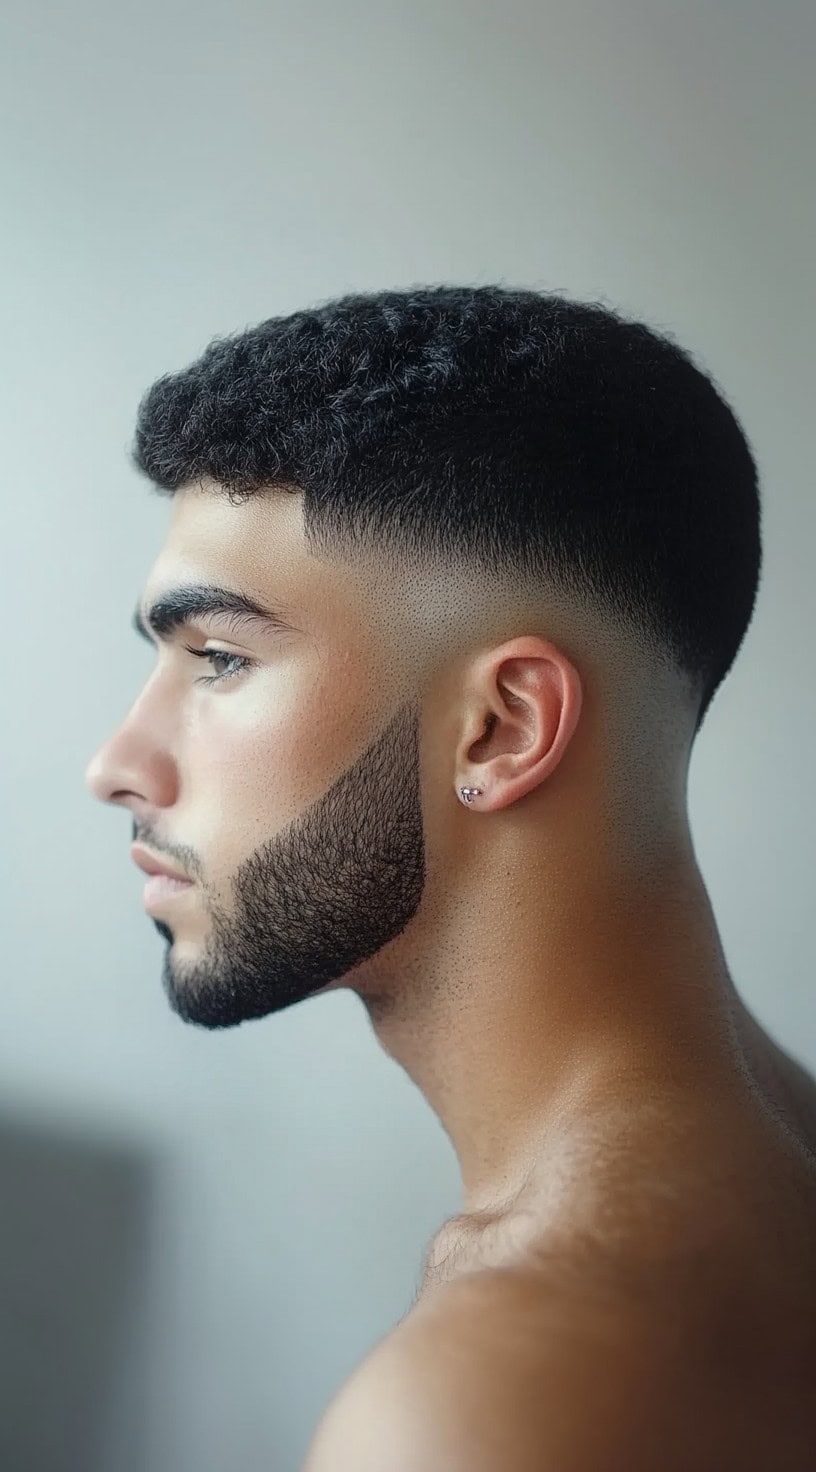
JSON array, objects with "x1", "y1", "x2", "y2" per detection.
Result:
[{"x1": 0, "y1": 1106, "x2": 155, "y2": 1472}]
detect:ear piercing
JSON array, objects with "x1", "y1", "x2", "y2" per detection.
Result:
[{"x1": 459, "y1": 786, "x2": 483, "y2": 805}]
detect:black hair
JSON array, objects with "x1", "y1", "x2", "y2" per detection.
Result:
[{"x1": 130, "y1": 283, "x2": 762, "y2": 735}]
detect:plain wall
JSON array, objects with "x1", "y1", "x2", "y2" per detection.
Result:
[{"x1": 1, "y1": 2, "x2": 814, "y2": 1468}]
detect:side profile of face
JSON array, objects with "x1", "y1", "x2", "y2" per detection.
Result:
[
  {"x1": 85, "y1": 483, "x2": 433, "y2": 1028},
  {"x1": 89, "y1": 477, "x2": 671, "y2": 1055}
]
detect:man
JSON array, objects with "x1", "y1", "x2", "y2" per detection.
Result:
[{"x1": 85, "y1": 285, "x2": 816, "y2": 1469}]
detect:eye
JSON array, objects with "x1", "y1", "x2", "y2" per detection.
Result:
[{"x1": 183, "y1": 645, "x2": 255, "y2": 686}]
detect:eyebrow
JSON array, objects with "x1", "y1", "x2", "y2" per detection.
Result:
[{"x1": 132, "y1": 583, "x2": 300, "y2": 645}]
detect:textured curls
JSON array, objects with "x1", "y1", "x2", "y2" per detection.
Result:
[{"x1": 130, "y1": 283, "x2": 762, "y2": 734}]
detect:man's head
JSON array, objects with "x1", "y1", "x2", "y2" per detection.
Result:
[{"x1": 85, "y1": 284, "x2": 762, "y2": 1032}]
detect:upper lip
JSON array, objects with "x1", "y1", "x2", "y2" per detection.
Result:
[{"x1": 131, "y1": 844, "x2": 191, "y2": 882}]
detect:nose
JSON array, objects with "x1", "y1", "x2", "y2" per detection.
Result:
[
  {"x1": 84, "y1": 720, "x2": 174, "y2": 814},
  {"x1": 84, "y1": 723, "x2": 142, "y2": 805},
  {"x1": 85, "y1": 742, "x2": 115, "y2": 803}
]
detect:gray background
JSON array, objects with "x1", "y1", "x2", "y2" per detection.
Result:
[{"x1": 0, "y1": 2, "x2": 813, "y2": 1468}]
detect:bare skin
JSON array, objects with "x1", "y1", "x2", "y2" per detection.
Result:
[
  {"x1": 305, "y1": 1026, "x2": 816, "y2": 1469},
  {"x1": 402, "y1": 1018, "x2": 816, "y2": 1467},
  {"x1": 415, "y1": 1014, "x2": 816, "y2": 1303}
]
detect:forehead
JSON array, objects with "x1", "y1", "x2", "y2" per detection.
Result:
[
  {"x1": 163, "y1": 482, "x2": 303, "y2": 572},
  {"x1": 142, "y1": 483, "x2": 380, "y2": 642},
  {"x1": 148, "y1": 483, "x2": 314, "y2": 608}
]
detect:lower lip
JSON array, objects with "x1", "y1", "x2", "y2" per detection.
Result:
[{"x1": 143, "y1": 875, "x2": 194, "y2": 911}]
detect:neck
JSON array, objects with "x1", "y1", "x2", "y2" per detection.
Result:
[{"x1": 362, "y1": 834, "x2": 758, "y2": 1220}]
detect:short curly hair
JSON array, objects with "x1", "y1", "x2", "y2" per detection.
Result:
[{"x1": 130, "y1": 283, "x2": 762, "y2": 735}]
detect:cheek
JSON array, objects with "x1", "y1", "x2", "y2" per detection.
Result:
[
  {"x1": 193, "y1": 660, "x2": 362, "y2": 838},
  {"x1": 198, "y1": 701, "x2": 316, "y2": 838}
]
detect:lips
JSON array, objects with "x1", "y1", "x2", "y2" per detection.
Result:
[
  {"x1": 131, "y1": 843, "x2": 190, "y2": 882},
  {"x1": 143, "y1": 871, "x2": 193, "y2": 905}
]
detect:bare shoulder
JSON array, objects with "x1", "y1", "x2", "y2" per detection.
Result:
[
  {"x1": 302, "y1": 1260, "x2": 815, "y2": 1471},
  {"x1": 302, "y1": 1265, "x2": 679, "y2": 1472}
]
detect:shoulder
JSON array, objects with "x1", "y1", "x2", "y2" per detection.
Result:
[{"x1": 302, "y1": 1265, "x2": 669, "y2": 1472}]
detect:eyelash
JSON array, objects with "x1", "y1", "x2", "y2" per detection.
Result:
[{"x1": 182, "y1": 645, "x2": 255, "y2": 686}]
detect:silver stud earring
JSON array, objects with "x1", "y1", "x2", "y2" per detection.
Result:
[{"x1": 459, "y1": 786, "x2": 483, "y2": 805}]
